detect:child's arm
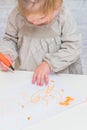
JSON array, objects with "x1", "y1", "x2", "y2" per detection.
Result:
[
  {"x1": 32, "y1": 8, "x2": 82, "y2": 86},
  {"x1": 0, "y1": 7, "x2": 19, "y2": 64},
  {"x1": 43, "y1": 8, "x2": 82, "y2": 73}
]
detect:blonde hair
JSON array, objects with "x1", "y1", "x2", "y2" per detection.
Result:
[{"x1": 18, "y1": 0, "x2": 63, "y2": 17}]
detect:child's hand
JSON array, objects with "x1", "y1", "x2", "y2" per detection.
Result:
[
  {"x1": 32, "y1": 61, "x2": 51, "y2": 86},
  {"x1": 0, "y1": 55, "x2": 12, "y2": 71}
]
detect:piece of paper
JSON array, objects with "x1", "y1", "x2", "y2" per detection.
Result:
[{"x1": 0, "y1": 73, "x2": 86, "y2": 130}]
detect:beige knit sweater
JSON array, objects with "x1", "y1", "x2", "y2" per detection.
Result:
[{"x1": 0, "y1": 6, "x2": 83, "y2": 74}]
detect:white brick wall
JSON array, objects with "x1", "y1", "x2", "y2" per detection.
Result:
[{"x1": 64, "y1": 0, "x2": 87, "y2": 74}]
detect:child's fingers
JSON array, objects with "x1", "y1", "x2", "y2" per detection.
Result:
[
  {"x1": 4, "y1": 55, "x2": 12, "y2": 64},
  {"x1": 32, "y1": 72, "x2": 44, "y2": 86},
  {"x1": 0, "y1": 61, "x2": 9, "y2": 71},
  {"x1": 0, "y1": 54, "x2": 12, "y2": 71},
  {"x1": 45, "y1": 73, "x2": 49, "y2": 85},
  {"x1": 32, "y1": 73, "x2": 37, "y2": 84},
  {"x1": 39, "y1": 74, "x2": 44, "y2": 86},
  {"x1": 32, "y1": 72, "x2": 49, "y2": 86},
  {"x1": 36, "y1": 73, "x2": 48, "y2": 86},
  {"x1": 37, "y1": 73, "x2": 43, "y2": 86}
]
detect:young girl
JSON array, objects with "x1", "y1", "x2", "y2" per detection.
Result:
[{"x1": 0, "y1": 0, "x2": 83, "y2": 86}]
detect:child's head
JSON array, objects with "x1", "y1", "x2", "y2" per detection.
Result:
[{"x1": 18, "y1": 0, "x2": 63, "y2": 17}]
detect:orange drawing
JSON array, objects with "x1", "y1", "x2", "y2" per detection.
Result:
[
  {"x1": 30, "y1": 85, "x2": 56, "y2": 106},
  {"x1": 20, "y1": 80, "x2": 75, "y2": 108},
  {"x1": 29, "y1": 80, "x2": 73, "y2": 106},
  {"x1": 21, "y1": 104, "x2": 25, "y2": 109},
  {"x1": 29, "y1": 80, "x2": 57, "y2": 106},
  {"x1": 50, "y1": 80, "x2": 55, "y2": 83},
  {"x1": 27, "y1": 116, "x2": 31, "y2": 121},
  {"x1": 59, "y1": 96, "x2": 74, "y2": 106},
  {"x1": 19, "y1": 79, "x2": 76, "y2": 123}
]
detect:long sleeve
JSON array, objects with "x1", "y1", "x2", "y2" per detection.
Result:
[
  {"x1": 0, "y1": 8, "x2": 18, "y2": 61},
  {"x1": 43, "y1": 8, "x2": 82, "y2": 73}
]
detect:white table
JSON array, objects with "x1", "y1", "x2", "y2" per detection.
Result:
[{"x1": 0, "y1": 71, "x2": 87, "y2": 130}]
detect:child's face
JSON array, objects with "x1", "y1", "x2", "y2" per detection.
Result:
[
  {"x1": 25, "y1": 8, "x2": 60, "y2": 26},
  {"x1": 25, "y1": 13, "x2": 50, "y2": 25},
  {"x1": 24, "y1": 1, "x2": 60, "y2": 26},
  {"x1": 24, "y1": 1, "x2": 48, "y2": 25}
]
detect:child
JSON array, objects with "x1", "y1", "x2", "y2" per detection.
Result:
[{"x1": 0, "y1": 0, "x2": 83, "y2": 86}]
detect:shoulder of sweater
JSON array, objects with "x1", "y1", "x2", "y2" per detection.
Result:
[
  {"x1": 7, "y1": 6, "x2": 25, "y2": 29},
  {"x1": 58, "y1": 6, "x2": 73, "y2": 19}
]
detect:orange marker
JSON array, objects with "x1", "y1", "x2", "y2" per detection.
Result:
[{"x1": 0, "y1": 52, "x2": 14, "y2": 71}]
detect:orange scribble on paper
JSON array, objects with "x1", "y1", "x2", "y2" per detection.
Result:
[
  {"x1": 21, "y1": 105, "x2": 25, "y2": 109},
  {"x1": 30, "y1": 95, "x2": 41, "y2": 104},
  {"x1": 29, "y1": 80, "x2": 67, "y2": 106},
  {"x1": 27, "y1": 116, "x2": 31, "y2": 121},
  {"x1": 50, "y1": 80, "x2": 55, "y2": 83},
  {"x1": 61, "y1": 89, "x2": 64, "y2": 92},
  {"x1": 22, "y1": 79, "x2": 75, "y2": 107},
  {"x1": 30, "y1": 81, "x2": 56, "y2": 106},
  {"x1": 59, "y1": 96, "x2": 74, "y2": 106}
]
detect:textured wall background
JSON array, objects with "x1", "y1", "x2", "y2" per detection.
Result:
[{"x1": 0, "y1": 0, "x2": 87, "y2": 74}]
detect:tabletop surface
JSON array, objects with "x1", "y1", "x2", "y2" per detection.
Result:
[{"x1": 0, "y1": 71, "x2": 87, "y2": 130}]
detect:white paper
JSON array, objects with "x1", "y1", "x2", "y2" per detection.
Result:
[{"x1": 0, "y1": 73, "x2": 86, "y2": 130}]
